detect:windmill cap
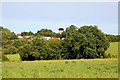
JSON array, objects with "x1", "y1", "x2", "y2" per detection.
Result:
[{"x1": 58, "y1": 28, "x2": 64, "y2": 30}]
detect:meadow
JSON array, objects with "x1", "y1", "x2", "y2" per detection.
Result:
[
  {"x1": 105, "y1": 42, "x2": 118, "y2": 58},
  {"x1": 2, "y1": 59, "x2": 118, "y2": 78},
  {"x1": 2, "y1": 42, "x2": 119, "y2": 78}
]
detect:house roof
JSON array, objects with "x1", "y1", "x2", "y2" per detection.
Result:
[{"x1": 17, "y1": 33, "x2": 21, "y2": 36}]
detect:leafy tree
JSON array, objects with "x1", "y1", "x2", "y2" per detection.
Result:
[
  {"x1": 19, "y1": 38, "x2": 63, "y2": 60},
  {"x1": 2, "y1": 28, "x2": 12, "y2": 40},
  {"x1": 4, "y1": 46, "x2": 17, "y2": 54},
  {"x1": 19, "y1": 25, "x2": 110, "y2": 60},
  {"x1": 106, "y1": 34, "x2": 119, "y2": 42},
  {"x1": 65, "y1": 25, "x2": 78, "y2": 37},
  {"x1": 35, "y1": 29, "x2": 56, "y2": 37},
  {"x1": 10, "y1": 32, "x2": 18, "y2": 39},
  {"x1": 19, "y1": 38, "x2": 46, "y2": 60},
  {"x1": 19, "y1": 44, "x2": 33, "y2": 60},
  {"x1": 2, "y1": 27, "x2": 18, "y2": 55},
  {"x1": 62, "y1": 25, "x2": 86, "y2": 59},
  {"x1": 28, "y1": 31, "x2": 34, "y2": 36},
  {"x1": 79, "y1": 25, "x2": 110, "y2": 58},
  {"x1": 21, "y1": 32, "x2": 28, "y2": 36},
  {"x1": 13, "y1": 39, "x2": 27, "y2": 48},
  {"x1": 45, "y1": 40, "x2": 62, "y2": 60},
  {"x1": 21, "y1": 31, "x2": 34, "y2": 36}
]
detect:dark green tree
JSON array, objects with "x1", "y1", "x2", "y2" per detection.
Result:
[
  {"x1": 21, "y1": 31, "x2": 34, "y2": 36},
  {"x1": 4, "y1": 46, "x2": 17, "y2": 54},
  {"x1": 35, "y1": 29, "x2": 56, "y2": 37},
  {"x1": 62, "y1": 25, "x2": 86, "y2": 59},
  {"x1": 79, "y1": 25, "x2": 110, "y2": 58}
]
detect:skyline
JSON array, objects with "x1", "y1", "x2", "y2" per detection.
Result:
[{"x1": 0, "y1": 2, "x2": 118, "y2": 35}]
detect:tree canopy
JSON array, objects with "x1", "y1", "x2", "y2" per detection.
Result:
[
  {"x1": 35, "y1": 29, "x2": 56, "y2": 37},
  {"x1": 21, "y1": 31, "x2": 34, "y2": 36},
  {"x1": 2, "y1": 25, "x2": 115, "y2": 60}
]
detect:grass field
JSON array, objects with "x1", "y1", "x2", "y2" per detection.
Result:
[
  {"x1": 2, "y1": 59, "x2": 118, "y2": 78},
  {"x1": 2, "y1": 42, "x2": 119, "y2": 78},
  {"x1": 105, "y1": 42, "x2": 118, "y2": 58}
]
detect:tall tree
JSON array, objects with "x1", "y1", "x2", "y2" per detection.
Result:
[{"x1": 79, "y1": 25, "x2": 110, "y2": 58}]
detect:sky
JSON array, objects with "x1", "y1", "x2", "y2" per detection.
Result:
[{"x1": 0, "y1": 2, "x2": 118, "y2": 35}]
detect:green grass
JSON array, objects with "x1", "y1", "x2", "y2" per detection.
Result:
[
  {"x1": 2, "y1": 59, "x2": 118, "y2": 78},
  {"x1": 5, "y1": 54, "x2": 21, "y2": 62},
  {"x1": 105, "y1": 42, "x2": 119, "y2": 58}
]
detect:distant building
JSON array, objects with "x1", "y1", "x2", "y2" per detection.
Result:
[
  {"x1": 23, "y1": 36, "x2": 30, "y2": 39},
  {"x1": 58, "y1": 28, "x2": 64, "y2": 34},
  {"x1": 16, "y1": 33, "x2": 23, "y2": 38},
  {"x1": 16, "y1": 33, "x2": 33, "y2": 39},
  {"x1": 41, "y1": 36, "x2": 51, "y2": 40}
]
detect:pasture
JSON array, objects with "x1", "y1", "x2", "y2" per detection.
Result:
[
  {"x1": 105, "y1": 42, "x2": 118, "y2": 58},
  {"x1": 2, "y1": 59, "x2": 118, "y2": 78}
]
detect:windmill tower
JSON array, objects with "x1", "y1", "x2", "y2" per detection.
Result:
[{"x1": 58, "y1": 28, "x2": 64, "y2": 34}]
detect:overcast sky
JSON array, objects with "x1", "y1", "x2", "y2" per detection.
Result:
[{"x1": 1, "y1": 2, "x2": 118, "y2": 35}]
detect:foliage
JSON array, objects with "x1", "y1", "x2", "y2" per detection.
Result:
[
  {"x1": 2, "y1": 26, "x2": 18, "y2": 54},
  {"x1": 2, "y1": 27, "x2": 17, "y2": 40},
  {"x1": 78, "y1": 25, "x2": 110, "y2": 58},
  {"x1": 18, "y1": 25, "x2": 111, "y2": 60},
  {"x1": 44, "y1": 40, "x2": 62, "y2": 60},
  {"x1": 62, "y1": 30, "x2": 86, "y2": 59},
  {"x1": 12, "y1": 39, "x2": 27, "y2": 48},
  {"x1": 35, "y1": 29, "x2": 56, "y2": 37},
  {"x1": 21, "y1": 31, "x2": 34, "y2": 36},
  {"x1": 3, "y1": 46, "x2": 17, "y2": 54},
  {"x1": 61, "y1": 25, "x2": 110, "y2": 59},
  {"x1": 106, "y1": 34, "x2": 120, "y2": 42},
  {"x1": 19, "y1": 38, "x2": 62, "y2": 60},
  {"x1": 1, "y1": 25, "x2": 112, "y2": 60}
]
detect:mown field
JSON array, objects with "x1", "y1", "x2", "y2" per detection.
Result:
[{"x1": 2, "y1": 42, "x2": 119, "y2": 78}]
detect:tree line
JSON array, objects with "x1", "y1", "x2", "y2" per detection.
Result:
[
  {"x1": 105, "y1": 34, "x2": 120, "y2": 42},
  {"x1": 1, "y1": 25, "x2": 119, "y2": 61}
]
